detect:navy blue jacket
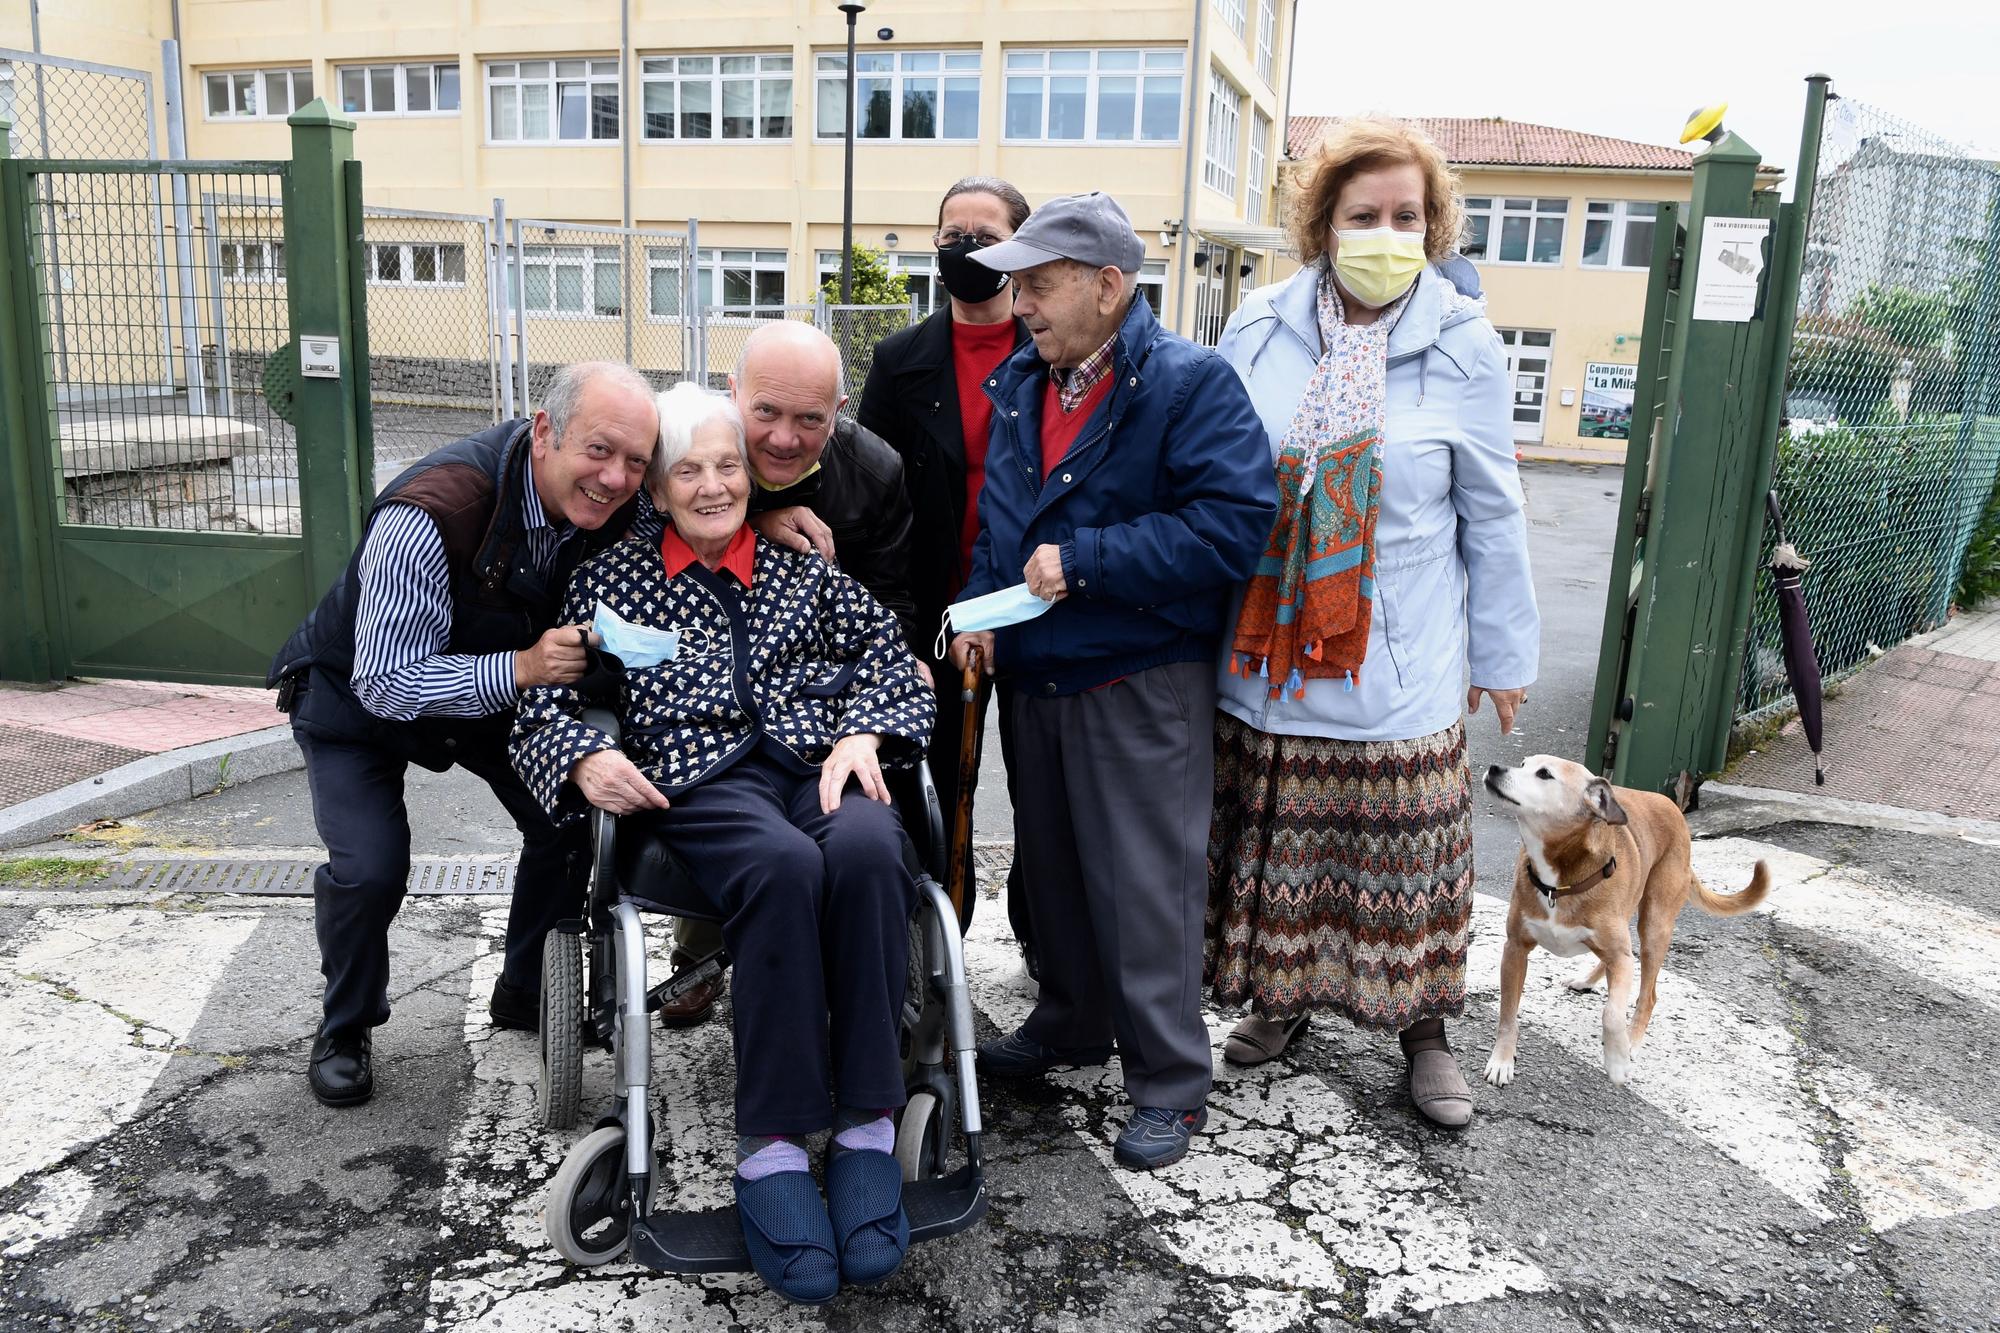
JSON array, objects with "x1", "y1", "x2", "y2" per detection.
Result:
[{"x1": 963, "y1": 295, "x2": 1277, "y2": 695}]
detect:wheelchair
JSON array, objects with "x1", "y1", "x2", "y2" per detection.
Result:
[{"x1": 536, "y1": 707, "x2": 987, "y2": 1272}]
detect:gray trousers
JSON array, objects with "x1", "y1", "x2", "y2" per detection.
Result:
[{"x1": 1011, "y1": 660, "x2": 1216, "y2": 1108}]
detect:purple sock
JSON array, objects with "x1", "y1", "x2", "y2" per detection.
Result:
[
  {"x1": 735, "y1": 1135, "x2": 808, "y2": 1181},
  {"x1": 832, "y1": 1109, "x2": 895, "y2": 1155}
]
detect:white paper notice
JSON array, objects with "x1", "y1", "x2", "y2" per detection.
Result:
[{"x1": 1690, "y1": 216, "x2": 1771, "y2": 322}]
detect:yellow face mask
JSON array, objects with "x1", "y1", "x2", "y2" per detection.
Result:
[{"x1": 1331, "y1": 227, "x2": 1428, "y2": 309}]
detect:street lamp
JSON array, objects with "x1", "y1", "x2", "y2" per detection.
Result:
[{"x1": 838, "y1": 2, "x2": 867, "y2": 305}]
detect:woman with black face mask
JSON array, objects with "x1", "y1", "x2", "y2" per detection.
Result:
[{"x1": 857, "y1": 177, "x2": 1035, "y2": 958}]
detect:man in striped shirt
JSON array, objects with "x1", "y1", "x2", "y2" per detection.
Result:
[{"x1": 269, "y1": 361, "x2": 659, "y2": 1108}]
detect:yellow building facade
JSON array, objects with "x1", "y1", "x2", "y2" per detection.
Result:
[
  {"x1": 1282, "y1": 117, "x2": 1782, "y2": 459},
  {"x1": 21, "y1": 0, "x2": 1297, "y2": 346}
]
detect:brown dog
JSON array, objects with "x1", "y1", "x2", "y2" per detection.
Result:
[{"x1": 1480, "y1": 756, "x2": 1770, "y2": 1086}]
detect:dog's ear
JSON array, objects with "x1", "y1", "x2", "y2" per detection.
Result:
[{"x1": 1585, "y1": 779, "x2": 1629, "y2": 826}]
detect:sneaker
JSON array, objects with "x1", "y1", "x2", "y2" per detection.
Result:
[
  {"x1": 1113, "y1": 1105, "x2": 1207, "y2": 1170},
  {"x1": 974, "y1": 1028, "x2": 1113, "y2": 1080}
]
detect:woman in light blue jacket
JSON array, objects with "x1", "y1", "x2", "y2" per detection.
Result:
[{"x1": 1204, "y1": 118, "x2": 1538, "y2": 1127}]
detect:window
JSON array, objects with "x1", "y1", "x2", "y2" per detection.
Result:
[
  {"x1": 1214, "y1": 0, "x2": 1248, "y2": 40},
  {"x1": 486, "y1": 59, "x2": 620, "y2": 144},
  {"x1": 1003, "y1": 49, "x2": 1183, "y2": 144},
  {"x1": 369, "y1": 242, "x2": 466, "y2": 287},
  {"x1": 1248, "y1": 110, "x2": 1271, "y2": 211},
  {"x1": 816, "y1": 51, "x2": 979, "y2": 142},
  {"x1": 1136, "y1": 259, "x2": 1168, "y2": 316},
  {"x1": 1203, "y1": 69, "x2": 1243, "y2": 197},
  {"x1": 1462, "y1": 196, "x2": 1569, "y2": 265},
  {"x1": 520, "y1": 244, "x2": 622, "y2": 316},
  {"x1": 338, "y1": 62, "x2": 460, "y2": 116},
  {"x1": 0, "y1": 64, "x2": 14, "y2": 150},
  {"x1": 650, "y1": 248, "x2": 788, "y2": 317},
  {"x1": 642, "y1": 53, "x2": 792, "y2": 141},
  {"x1": 220, "y1": 240, "x2": 285, "y2": 283},
  {"x1": 815, "y1": 251, "x2": 939, "y2": 315},
  {"x1": 1582, "y1": 200, "x2": 1659, "y2": 270},
  {"x1": 204, "y1": 68, "x2": 314, "y2": 120},
  {"x1": 1256, "y1": 0, "x2": 1277, "y2": 83}
]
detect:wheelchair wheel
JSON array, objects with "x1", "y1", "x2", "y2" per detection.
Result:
[
  {"x1": 545, "y1": 1123, "x2": 656, "y2": 1266},
  {"x1": 895, "y1": 1089, "x2": 956, "y2": 1182},
  {"x1": 538, "y1": 930, "x2": 584, "y2": 1130}
]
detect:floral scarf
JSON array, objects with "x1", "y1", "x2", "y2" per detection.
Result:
[{"x1": 1230, "y1": 270, "x2": 1410, "y2": 699}]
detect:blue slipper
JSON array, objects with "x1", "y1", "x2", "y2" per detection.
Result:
[
  {"x1": 823, "y1": 1147, "x2": 909, "y2": 1286},
  {"x1": 733, "y1": 1172, "x2": 840, "y2": 1305}
]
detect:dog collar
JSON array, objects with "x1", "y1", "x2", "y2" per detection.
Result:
[{"x1": 1528, "y1": 856, "x2": 1617, "y2": 901}]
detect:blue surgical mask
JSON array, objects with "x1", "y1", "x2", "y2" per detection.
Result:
[
  {"x1": 934, "y1": 582, "x2": 1055, "y2": 659},
  {"x1": 593, "y1": 603, "x2": 681, "y2": 668}
]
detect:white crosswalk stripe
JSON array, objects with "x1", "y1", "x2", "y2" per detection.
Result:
[
  {"x1": 0, "y1": 903, "x2": 262, "y2": 1259},
  {"x1": 961, "y1": 892, "x2": 1554, "y2": 1324},
  {"x1": 1694, "y1": 837, "x2": 2000, "y2": 1011},
  {"x1": 5, "y1": 819, "x2": 1998, "y2": 1325},
  {"x1": 1472, "y1": 838, "x2": 2000, "y2": 1232}
]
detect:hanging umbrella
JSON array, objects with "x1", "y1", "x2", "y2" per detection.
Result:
[
  {"x1": 1765, "y1": 490, "x2": 1826, "y2": 785},
  {"x1": 945, "y1": 644, "x2": 991, "y2": 931}
]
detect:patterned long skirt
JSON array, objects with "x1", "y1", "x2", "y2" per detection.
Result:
[{"x1": 1203, "y1": 711, "x2": 1474, "y2": 1030}]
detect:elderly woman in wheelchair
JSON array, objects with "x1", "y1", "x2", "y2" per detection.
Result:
[{"x1": 510, "y1": 381, "x2": 951, "y2": 1303}]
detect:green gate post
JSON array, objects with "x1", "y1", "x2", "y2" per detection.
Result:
[
  {"x1": 1595, "y1": 128, "x2": 1778, "y2": 801},
  {"x1": 0, "y1": 119, "x2": 58, "y2": 682},
  {"x1": 284, "y1": 100, "x2": 370, "y2": 601}
]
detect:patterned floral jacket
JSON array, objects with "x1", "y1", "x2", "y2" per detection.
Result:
[{"x1": 510, "y1": 531, "x2": 935, "y2": 825}]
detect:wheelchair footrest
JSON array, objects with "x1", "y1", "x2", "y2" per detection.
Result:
[{"x1": 628, "y1": 1164, "x2": 986, "y2": 1275}]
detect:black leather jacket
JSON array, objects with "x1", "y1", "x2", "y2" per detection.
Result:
[
  {"x1": 750, "y1": 415, "x2": 921, "y2": 650},
  {"x1": 858, "y1": 308, "x2": 1030, "y2": 658}
]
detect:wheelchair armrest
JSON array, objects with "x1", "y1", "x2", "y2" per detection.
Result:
[
  {"x1": 915, "y1": 758, "x2": 947, "y2": 882},
  {"x1": 581, "y1": 706, "x2": 623, "y2": 744},
  {"x1": 580, "y1": 707, "x2": 623, "y2": 896}
]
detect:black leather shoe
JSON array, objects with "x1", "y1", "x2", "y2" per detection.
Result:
[
  {"x1": 308, "y1": 1030, "x2": 373, "y2": 1107},
  {"x1": 489, "y1": 975, "x2": 540, "y2": 1032}
]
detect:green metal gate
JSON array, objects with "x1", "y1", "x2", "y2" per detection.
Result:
[{"x1": 0, "y1": 103, "x2": 370, "y2": 685}]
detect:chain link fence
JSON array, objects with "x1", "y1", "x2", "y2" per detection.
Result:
[
  {"x1": 821, "y1": 299, "x2": 921, "y2": 398},
  {"x1": 507, "y1": 219, "x2": 692, "y2": 414},
  {"x1": 696, "y1": 304, "x2": 818, "y2": 390},
  {"x1": 26, "y1": 166, "x2": 300, "y2": 535},
  {"x1": 1738, "y1": 96, "x2": 2000, "y2": 717},
  {"x1": 357, "y1": 207, "x2": 501, "y2": 481},
  {"x1": 0, "y1": 50, "x2": 155, "y2": 159}
]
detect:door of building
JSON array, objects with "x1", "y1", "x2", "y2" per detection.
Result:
[{"x1": 1497, "y1": 327, "x2": 1554, "y2": 443}]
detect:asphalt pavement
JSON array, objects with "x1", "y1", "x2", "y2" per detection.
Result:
[{"x1": 4, "y1": 463, "x2": 1998, "y2": 1332}]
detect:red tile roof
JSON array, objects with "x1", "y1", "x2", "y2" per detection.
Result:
[{"x1": 1286, "y1": 116, "x2": 1698, "y2": 171}]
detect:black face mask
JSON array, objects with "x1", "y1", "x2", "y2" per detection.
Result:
[{"x1": 936, "y1": 237, "x2": 1011, "y2": 304}]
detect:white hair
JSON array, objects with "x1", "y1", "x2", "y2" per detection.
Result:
[{"x1": 649, "y1": 381, "x2": 747, "y2": 489}]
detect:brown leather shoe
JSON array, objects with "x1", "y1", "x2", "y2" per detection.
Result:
[{"x1": 658, "y1": 949, "x2": 725, "y2": 1029}]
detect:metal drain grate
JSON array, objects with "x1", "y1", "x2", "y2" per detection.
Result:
[{"x1": 111, "y1": 855, "x2": 517, "y2": 896}]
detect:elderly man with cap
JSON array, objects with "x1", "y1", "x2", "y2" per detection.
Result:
[{"x1": 948, "y1": 192, "x2": 1276, "y2": 1168}]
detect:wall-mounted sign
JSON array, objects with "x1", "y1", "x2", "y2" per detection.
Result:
[
  {"x1": 1581, "y1": 361, "x2": 1637, "y2": 439},
  {"x1": 1690, "y1": 215, "x2": 1770, "y2": 322},
  {"x1": 300, "y1": 336, "x2": 341, "y2": 379}
]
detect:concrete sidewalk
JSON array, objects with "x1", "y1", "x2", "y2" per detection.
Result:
[
  {"x1": 1727, "y1": 604, "x2": 2000, "y2": 820},
  {"x1": 0, "y1": 679, "x2": 299, "y2": 849}
]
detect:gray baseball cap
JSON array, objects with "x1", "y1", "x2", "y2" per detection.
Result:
[{"x1": 970, "y1": 191, "x2": 1146, "y2": 275}]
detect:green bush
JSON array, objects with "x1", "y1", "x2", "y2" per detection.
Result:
[{"x1": 1956, "y1": 472, "x2": 2000, "y2": 609}]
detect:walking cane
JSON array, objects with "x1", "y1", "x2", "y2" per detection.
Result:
[{"x1": 946, "y1": 644, "x2": 990, "y2": 928}]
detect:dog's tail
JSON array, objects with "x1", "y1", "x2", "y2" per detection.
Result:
[{"x1": 1689, "y1": 859, "x2": 1771, "y2": 916}]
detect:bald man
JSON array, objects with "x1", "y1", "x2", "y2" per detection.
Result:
[
  {"x1": 732, "y1": 321, "x2": 919, "y2": 642},
  {"x1": 660, "y1": 321, "x2": 921, "y2": 1027}
]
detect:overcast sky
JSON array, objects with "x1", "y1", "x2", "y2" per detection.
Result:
[{"x1": 1287, "y1": 0, "x2": 2000, "y2": 189}]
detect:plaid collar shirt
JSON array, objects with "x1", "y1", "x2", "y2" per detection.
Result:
[{"x1": 1052, "y1": 332, "x2": 1119, "y2": 413}]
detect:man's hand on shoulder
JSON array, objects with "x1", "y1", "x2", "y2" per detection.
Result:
[
  {"x1": 752, "y1": 506, "x2": 837, "y2": 562},
  {"x1": 515, "y1": 624, "x2": 594, "y2": 690}
]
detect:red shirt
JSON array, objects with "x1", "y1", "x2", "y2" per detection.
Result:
[
  {"x1": 1040, "y1": 372, "x2": 1114, "y2": 479},
  {"x1": 952, "y1": 318, "x2": 1019, "y2": 584},
  {"x1": 659, "y1": 522, "x2": 755, "y2": 587}
]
